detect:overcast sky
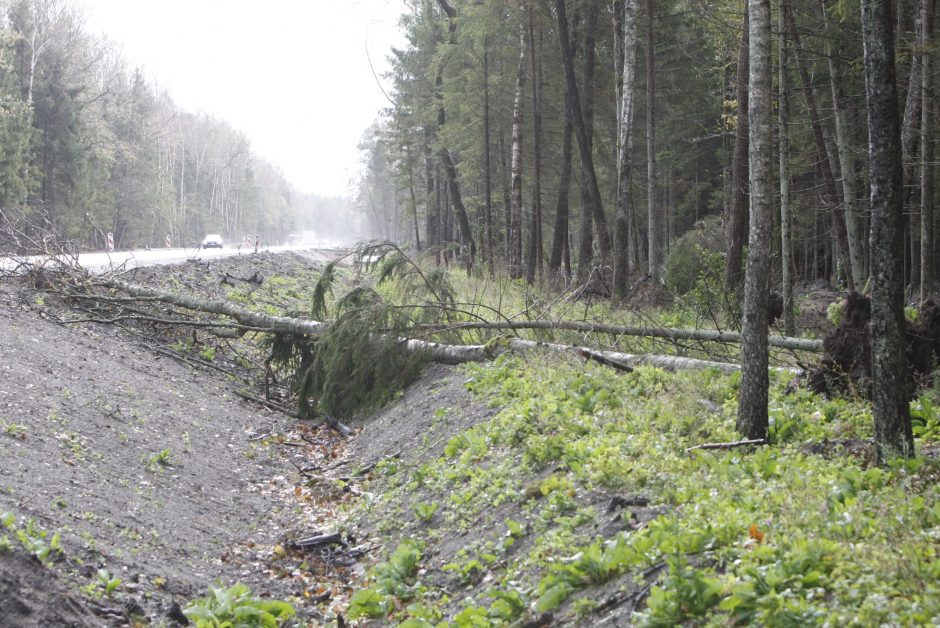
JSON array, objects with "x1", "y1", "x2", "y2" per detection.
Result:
[{"x1": 81, "y1": 0, "x2": 406, "y2": 198}]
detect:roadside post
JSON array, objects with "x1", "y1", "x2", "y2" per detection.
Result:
[
  {"x1": 165, "y1": 234, "x2": 171, "y2": 248},
  {"x1": 106, "y1": 232, "x2": 114, "y2": 252}
]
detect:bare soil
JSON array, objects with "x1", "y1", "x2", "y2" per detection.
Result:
[{"x1": 0, "y1": 250, "x2": 430, "y2": 626}]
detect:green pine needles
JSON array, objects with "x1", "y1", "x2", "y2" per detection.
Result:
[{"x1": 269, "y1": 242, "x2": 457, "y2": 421}]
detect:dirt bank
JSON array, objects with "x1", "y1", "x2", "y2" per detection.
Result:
[{"x1": 0, "y1": 251, "x2": 383, "y2": 625}]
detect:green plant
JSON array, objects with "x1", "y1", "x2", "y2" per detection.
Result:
[
  {"x1": 443, "y1": 558, "x2": 486, "y2": 585},
  {"x1": 640, "y1": 557, "x2": 722, "y2": 627},
  {"x1": 413, "y1": 501, "x2": 439, "y2": 523},
  {"x1": 347, "y1": 587, "x2": 390, "y2": 620},
  {"x1": 2, "y1": 421, "x2": 27, "y2": 439},
  {"x1": 183, "y1": 582, "x2": 295, "y2": 627},
  {"x1": 349, "y1": 539, "x2": 425, "y2": 620},
  {"x1": 827, "y1": 300, "x2": 844, "y2": 326},
  {"x1": 2, "y1": 513, "x2": 62, "y2": 563},
  {"x1": 82, "y1": 569, "x2": 122, "y2": 598},
  {"x1": 145, "y1": 448, "x2": 173, "y2": 471},
  {"x1": 910, "y1": 396, "x2": 940, "y2": 441},
  {"x1": 200, "y1": 345, "x2": 217, "y2": 362}
]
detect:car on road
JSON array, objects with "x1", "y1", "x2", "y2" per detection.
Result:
[{"x1": 201, "y1": 234, "x2": 224, "y2": 248}]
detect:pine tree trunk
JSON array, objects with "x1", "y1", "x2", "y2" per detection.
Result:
[
  {"x1": 424, "y1": 128, "x2": 438, "y2": 250},
  {"x1": 645, "y1": 0, "x2": 662, "y2": 283},
  {"x1": 779, "y1": 0, "x2": 796, "y2": 336},
  {"x1": 526, "y1": 11, "x2": 544, "y2": 283},
  {"x1": 581, "y1": 0, "x2": 610, "y2": 262},
  {"x1": 406, "y1": 144, "x2": 421, "y2": 251},
  {"x1": 901, "y1": 3, "x2": 924, "y2": 195},
  {"x1": 434, "y1": 1, "x2": 477, "y2": 267},
  {"x1": 862, "y1": 0, "x2": 916, "y2": 461},
  {"x1": 555, "y1": 0, "x2": 610, "y2": 279},
  {"x1": 737, "y1": 0, "x2": 773, "y2": 440},
  {"x1": 483, "y1": 41, "x2": 494, "y2": 274},
  {"x1": 548, "y1": 89, "x2": 574, "y2": 276},
  {"x1": 822, "y1": 0, "x2": 867, "y2": 284},
  {"x1": 726, "y1": 4, "x2": 749, "y2": 290},
  {"x1": 920, "y1": 0, "x2": 935, "y2": 299},
  {"x1": 787, "y1": 10, "x2": 856, "y2": 290}
]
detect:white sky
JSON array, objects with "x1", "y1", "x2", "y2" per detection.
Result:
[{"x1": 81, "y1": 0, "x2": 406, "y2": 198}]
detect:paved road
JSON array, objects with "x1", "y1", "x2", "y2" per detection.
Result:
[{"x1": 5, "y1": 240, "x2": 347, "y2": 273}]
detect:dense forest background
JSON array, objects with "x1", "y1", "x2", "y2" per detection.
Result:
[
  {"x1": 356, "y1": 0, "x2": 936, "y2": 306},
  {"x1": 0, "y1": 0, "x2": 363, "y2": 249}
]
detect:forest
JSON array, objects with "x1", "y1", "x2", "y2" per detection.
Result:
[
  {"x1": 0, "y1": 0, "x2": 939, "y2": 625},
  {"x1": 360, "y1": 0, "x2": 930, "y2": 298},
  {"x1": 0, "y1": 0, "x2": 360, "y2": 250}
]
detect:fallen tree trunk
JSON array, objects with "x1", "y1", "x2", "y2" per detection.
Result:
[
  {"x1": 411, "y1": 337, "x2": 799, "y2": 374},
  {"x1": 98, "y1": 279, "x2": 800, "y2": 374},
  {"x1": 422, "y1": 320, "x2": 822, "y2": 353},
  {"x1": 102, "y1": 279, "x2": 328, "y2": 336}
]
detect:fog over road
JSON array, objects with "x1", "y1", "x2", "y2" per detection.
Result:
[{"x1": 5, "y1": 240, "x2": 348, "y2": 274}]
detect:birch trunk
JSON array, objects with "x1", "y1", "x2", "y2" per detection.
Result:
[
  {"x1": 612, "y1": 0, "x2": 640, "y2": 299},
  {"x1": 737, "y1": 0, "x2": 773, "y2": 440},
  {"x1": 509, "y1": 24, "x2": 527, "y2": 279}
]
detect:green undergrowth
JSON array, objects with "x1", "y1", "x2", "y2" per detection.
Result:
[{"x1": 349, "y1": 353, "x2": 940, "y2": 626}]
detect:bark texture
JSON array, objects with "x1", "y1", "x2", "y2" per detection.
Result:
[
  {"x1": 862, "y1": 0, "x2": 915, "y2": 461},
  {"x1": 726, "y1": 5, "x2": 749, "y2": 289},
  {"x1": 612, "y1": 0, "x2": 640, "y2": 299},
  {"x1": 779, "y1": 0, "x2": 796, "y2": 335},
  {"x1": 737, "y1": 0, "x2": 773, "y2": 440},
  {"x1": 510, "y1": 25, "x2": 526, "y2": 278},
  {"x1": 555, "y1": 0, "x2": 610, "y2": 274},
  {"x1": 645, "y1": 0, "x2": 663, "y2": 283}
]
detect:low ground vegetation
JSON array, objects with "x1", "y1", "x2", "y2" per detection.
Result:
[{"x1": 1, "y1": 247, "x2": 938, "y2": 626}]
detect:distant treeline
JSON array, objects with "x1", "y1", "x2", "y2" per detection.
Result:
[{"x1": 0, "y1": 0, "x2": 361, "y2": 250}]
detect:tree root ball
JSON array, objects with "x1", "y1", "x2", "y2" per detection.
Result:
[{"x1": 807, "y1": 292, "x2": 940, "y2": 398}]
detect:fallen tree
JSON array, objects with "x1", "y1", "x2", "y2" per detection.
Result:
[
  {"x1": 97, "y1": 279, "x2": 799, "y2": 375},
  {"x1": 422, "y1": 320, "x2": 822, "y2": 353}
]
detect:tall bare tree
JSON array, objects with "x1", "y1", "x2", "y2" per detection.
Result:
[
  {"x1": 822, "y1": 0, "x2": 866, "y2": 284},
  {"x1": 737, "y1": 0, "x2": 772, "y2": 439},
  {"x1": 779, "y1": 0, "x2": 796, "y2": 335},
  {"x1": 555, "y1": 0, "x2": 610, "y2": 277},
  {"x1": 862, "y1": 0, "x2": 915, "y2": 461},
  {"x1": 645, "y1": 0, "x2": 663, "y2": 283},
  {"x1": 725, "y1": 4, "x2": 749, "y2": 289},
  {"x1": 612, "y1": 0, "x2": 640, "y2": 299},
  {"x1": 787, "y1": 10, "x2": 856, "y2": 290},
  {"x1": 526, "y1": 6, "x2": 544, "y2": 283},
  {"x1": 509, "y1": 23, "x2": 526, "y2": 279},
  {"x1": 920, "y1": 0, "x2": 935, "y2": 299}
]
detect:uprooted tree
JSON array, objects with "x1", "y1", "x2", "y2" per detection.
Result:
[{"x1": 5, "y1": 242, "x2": 824, "y2": 426}]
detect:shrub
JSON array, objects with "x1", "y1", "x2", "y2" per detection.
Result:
[{"x1": 664, "y1": 217, "x2": 724, "y2": 296}]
